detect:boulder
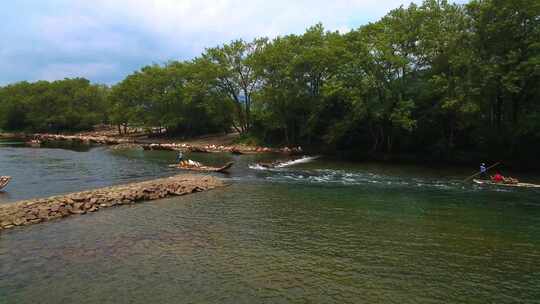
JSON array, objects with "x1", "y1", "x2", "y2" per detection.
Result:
[
  {"x1": 13, "y1": 218, "x2": 26, "y2": 226},
  {"x1": 1, "y1": 221, "x2": 13, "y2": 228},
  {"x1": 59, "y1": 206, "x2": 70, "y2": 217},
  {"x1": 71, "y1": 196, "x2": 86, "y2": 202},
  {"x1": 38, "y1": 209, "x2": 49, "y2": 219}
]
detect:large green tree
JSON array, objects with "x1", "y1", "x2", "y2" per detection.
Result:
[{"x1": 201, "y1": 38, "x2": 267, "y2": 134}]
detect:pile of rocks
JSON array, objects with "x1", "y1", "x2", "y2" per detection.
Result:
[
  {"x1": 0, "y1": 174, "x2": 223, "y2": 231},
  {"x1": 141, "y1": 143, "x2": 246, "y2": 153},
  {"x1": 32, "y1": 133, "x2": 305, "y2": 155},
  {"x1": 141, "y1": 143, "x2": 301, "y2": 155},
  {"x1": 36, "y1": 134, "x2": 134, "y2": 145}
]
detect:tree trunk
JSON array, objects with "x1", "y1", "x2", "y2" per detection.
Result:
[
  {"x1": 512, "y1": 98, "x2": 519, "y2": 127},
  {"x1": 244, "y1": 90, "x2": 251, "y2": 132},
  {"x1": 284, "y1": 125, "x2": 290, "y2": 145},
  {"x1": 387, "y1": 134, "x2": 393, "y2": 154},
  {"x1": 369, "y1": 124, "x2": 379, "y2": 154},
  {"x1": 496, "y1": 96, "x2": 502, "y2": 132}
]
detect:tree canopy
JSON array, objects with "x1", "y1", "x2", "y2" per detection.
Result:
[
  {"x1": 1, "y1": 0, "x2": 538, "y2": 163},
  {"x1": 0, "y1": 78, "x2": 108, "y2": 132}
]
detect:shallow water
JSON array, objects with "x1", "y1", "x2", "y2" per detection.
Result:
[{"x1": 1, "y1": 139, "x2": 540, "y2": 303}]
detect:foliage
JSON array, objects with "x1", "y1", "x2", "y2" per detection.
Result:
[
  {"x1": 108, "y1": 61, "x2": 233, "y2": 136},
  {"x1": 0, "y1": 78, "x2": 108, "y2": 132},
  {"x1": 1, "y1": 0, "x2": 539, "y2": 162}
]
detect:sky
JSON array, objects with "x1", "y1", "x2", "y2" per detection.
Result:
[{"x1": 0, "y1": 0, "x2": 468, "y2": 85}]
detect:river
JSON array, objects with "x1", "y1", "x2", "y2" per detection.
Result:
[{"x1": 1, "y1": 138, "x2": 540, "y2": 303}]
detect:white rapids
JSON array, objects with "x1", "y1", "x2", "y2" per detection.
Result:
[
  {"x1": 274, "y1": 155, "x2": 320, "y2": 168},
  {"x1": 249, "y1": 155, "x2": 320, "y2": 170}
]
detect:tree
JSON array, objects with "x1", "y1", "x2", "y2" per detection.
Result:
[{"x1": 201, "y1": 38, "x2": 267, "y2": 134}]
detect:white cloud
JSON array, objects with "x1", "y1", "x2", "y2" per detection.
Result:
[
  {"x1": 82, "y1": 0, "x2": 411, "y2": 39},
  {"x1": 1, "y1": 0, "x2": 469, "y2": 84},
  {"x1": 37, "y1": 63, "x2": 117, "y2": 82}
]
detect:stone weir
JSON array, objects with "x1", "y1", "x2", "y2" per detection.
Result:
[
  {"x1": 36, "y1": 134, "x2": 134, "y2": 145},
  {"x1": 29, "y1": 133, "x2": 304, "y2": 155},
  {"x1": 0, "y1": 174, "x2": 223, "y2": 232},
  {"x1": 141, "y1": 143, "x2": 303, "y2": 155}
]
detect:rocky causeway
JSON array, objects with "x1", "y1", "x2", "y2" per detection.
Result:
[
  {"x1": 0, "y1": 174, "x2": 223, "y2": 232},
  {"x1": 32, "y1": 133, "x2": 303, "y2": 155}
]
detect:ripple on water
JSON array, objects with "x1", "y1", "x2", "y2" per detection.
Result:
[
  {"x1": 2, "y1": 183, "x2": 540, "y2": 303},
  {"x1": 1, "y1": 146, "x2": 540, "y2": 303}
]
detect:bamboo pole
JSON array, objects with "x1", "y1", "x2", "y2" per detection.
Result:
[{"x1": 463, "y1": 162, "x2": 500, "y2": 182}]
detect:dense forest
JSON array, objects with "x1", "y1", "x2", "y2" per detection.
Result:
[{"x1": 1, "y1": 0, "x2": 539, "y2": 163}]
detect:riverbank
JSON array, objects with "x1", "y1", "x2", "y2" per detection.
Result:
[
  {"x1": 37, "y1": 133, "x2": 135, "y2": 145},
  {"x1": 22, "y1": 132, "x2": 303, "y2": 155},
  {"x1": 3, "y1": 131, "x2": 536, "y2": 171},
  {"x1": 0, "y1": 174, "x2": 223, "y2": 232},
  {"x1": 0, "y1": 132, "x2": 31, "y2": 139}
]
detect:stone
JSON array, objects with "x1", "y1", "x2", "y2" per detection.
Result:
[
  {"x1": 13, "y1": 218, "x2": 26, "y2": 226},
  {"x1": 72, "y1": 196, "x2": 86, "y2": 202},
  {"x1": 24, "y1": 213, "x2": 38, "y2": 221},
  {"x1": 25, "y1": 201, "x2": 37, "y2": 207},
  {"x1": 48, "y1": 212, "x2": 62, "y2": 220},
  {"x1": 38, "y1": 209, "x2": 49, "y2": 219}
]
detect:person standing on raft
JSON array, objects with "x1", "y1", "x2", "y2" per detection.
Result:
[
  {"x1": 176, "y1": 151, "x2": 184, "y2": 163},
  {"x1": 479, "y1": 163, "x2": 488, "y2": 179}
]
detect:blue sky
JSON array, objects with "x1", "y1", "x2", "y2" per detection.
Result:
[{"x1": 0, "y1": 0, "x2": 468, "y2": 85}]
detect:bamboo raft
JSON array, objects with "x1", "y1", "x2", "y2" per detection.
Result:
[
  {"x1": 26, "y1": 141, "x2": 41, "y2": 147},
  {"x1": 169, "y1": 161, "x2": 234, "y2": 173},
  {"x1": 0, "y1": 176, "x2": 11, "y2": 191},
  {"x1": 473, "y1": 179, "x2": 540, "y2": 188}
]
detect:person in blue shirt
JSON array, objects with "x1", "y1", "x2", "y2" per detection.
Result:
[
  {"x1": 480, "y1": 163, "x2": 487, "y2": 179},
  {"x1": 176, "y1": 151, "x2": 184, "y2": 163}
]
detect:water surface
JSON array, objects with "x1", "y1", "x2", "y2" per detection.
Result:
[{"x1": 1, "y1": 140, "x2": 539, "y2": 303}]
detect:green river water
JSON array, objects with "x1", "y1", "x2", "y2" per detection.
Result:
[{"x1": 1, "y1": 139, "x2": 539, "y2": 303}]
